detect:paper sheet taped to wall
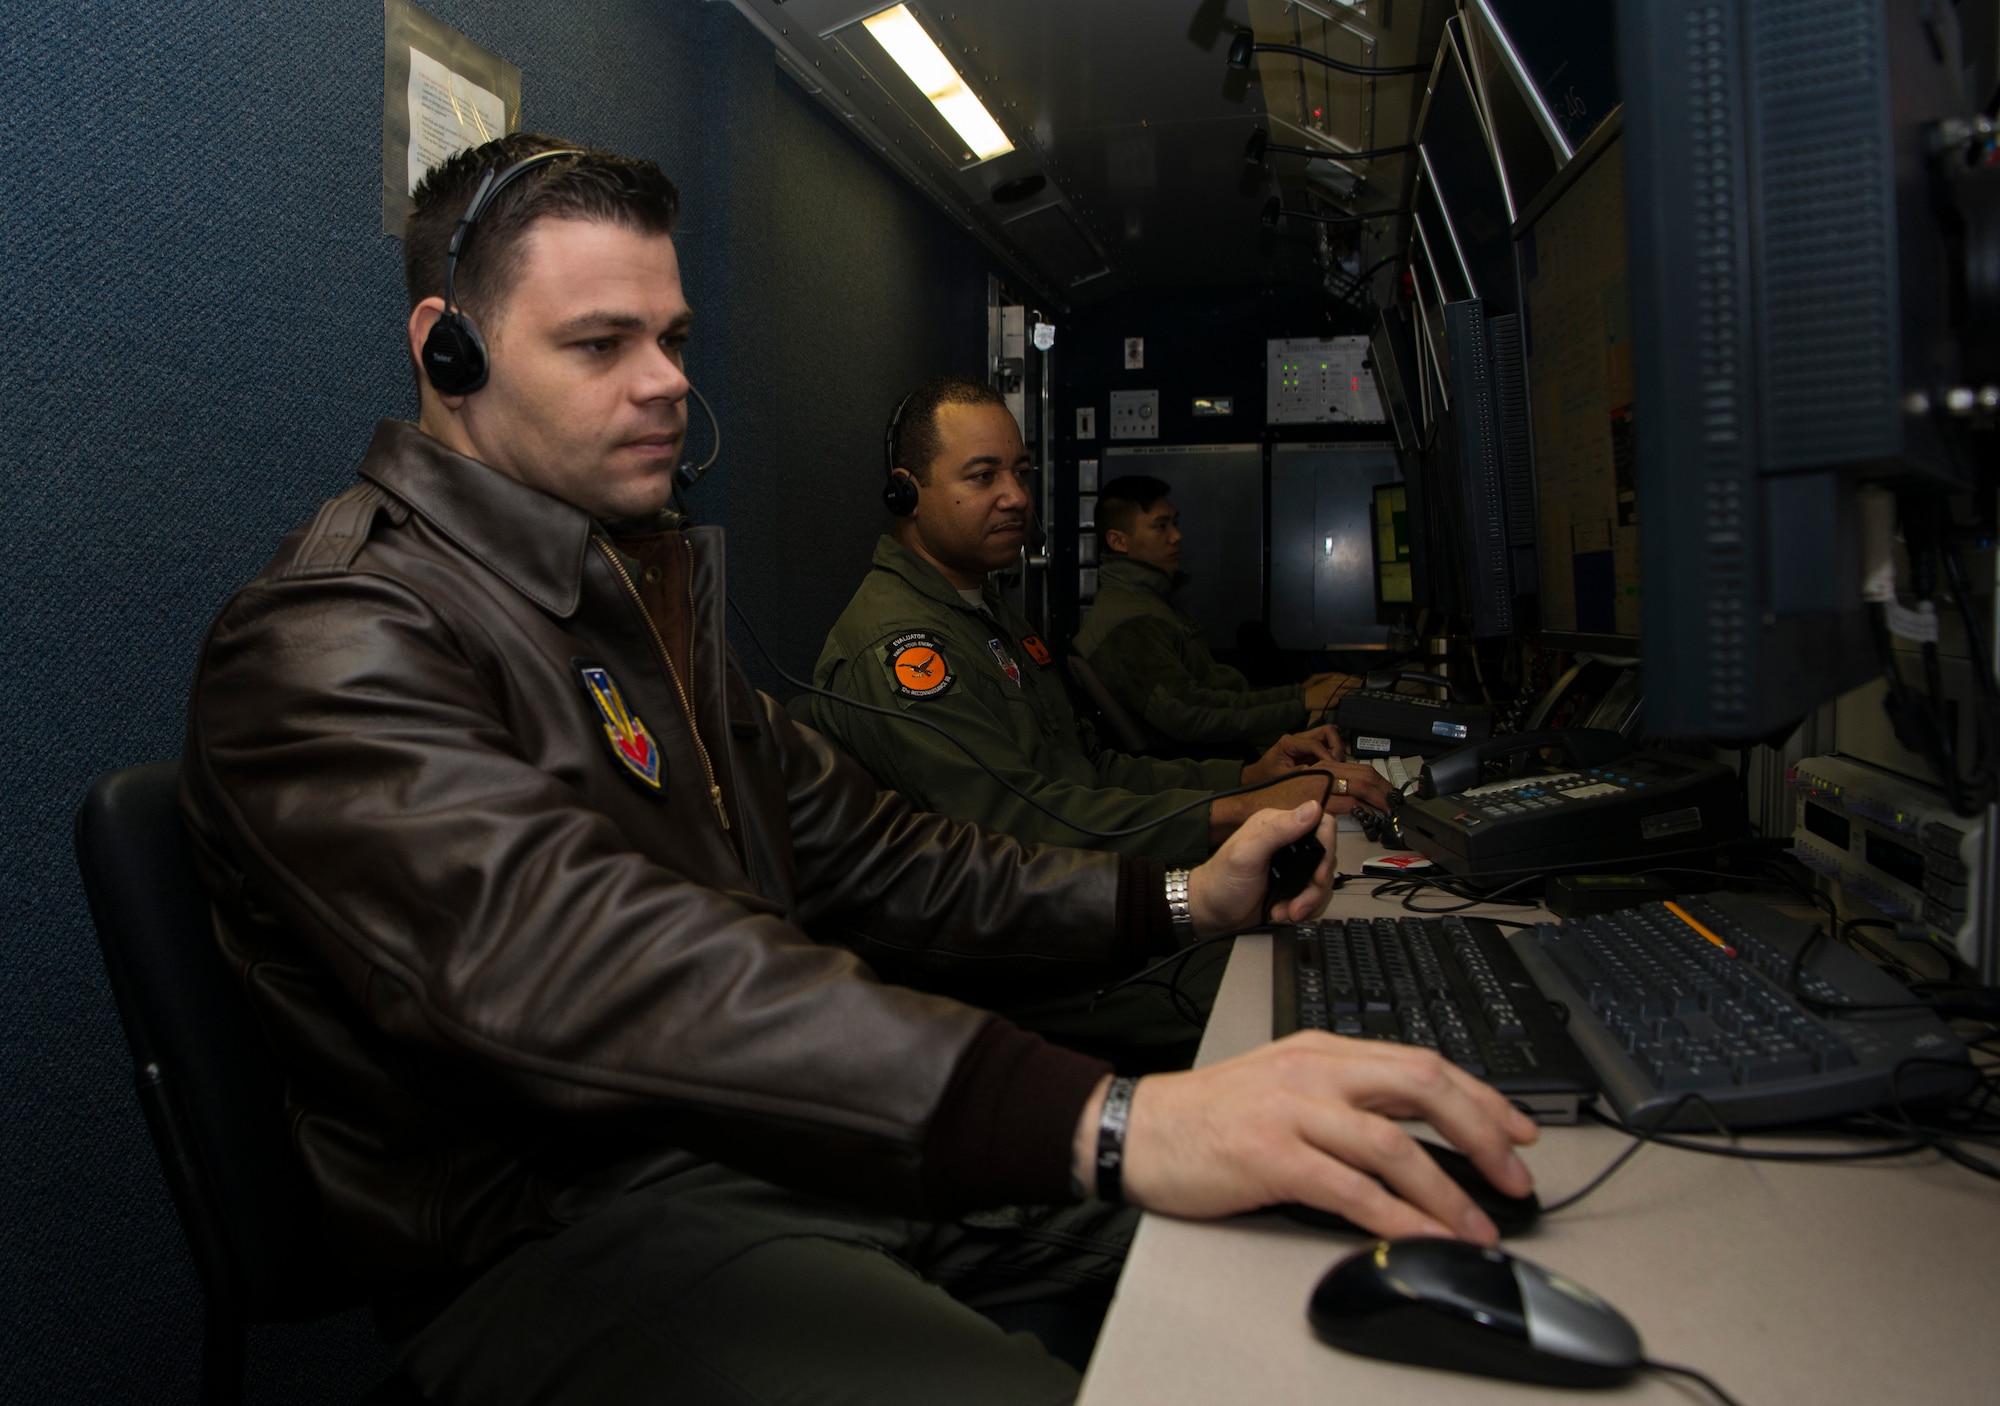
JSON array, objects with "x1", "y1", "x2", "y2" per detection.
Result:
[
  {"x1": 382, "y1": 0, "x2": 522, "y2": 236},
  {"x1": 407, "y1": 50, "x2": 507, "y2": 196}
]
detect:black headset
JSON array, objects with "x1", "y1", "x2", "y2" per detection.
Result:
[
  {"x1": 418, "y1": 145, "x2": 725, "y2": 492},
  {"x1": 881, "y1": 388, "x2": 921, "y2": 516},
  {"x1": 420, "y1": 148, "x2": 586, "y2": 395}
]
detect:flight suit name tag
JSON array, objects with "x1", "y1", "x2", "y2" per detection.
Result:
[
  {"x1": 884, "y1": 630, "x2": 955, "y2": 700},
  {"x1": 1019, "y1": 634, "x2": 1054, "y2": 667}
]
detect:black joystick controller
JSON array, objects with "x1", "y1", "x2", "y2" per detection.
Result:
[{"x1": 1267, "y1": 834, "x2": 1326, "y2": 905}]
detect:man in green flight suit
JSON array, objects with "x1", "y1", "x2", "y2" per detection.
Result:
[
  {"x1": 812, "y1": 378, "x2": 1390, "y2": 1065},
  {"x1": 1076, "y1": 474, "x2": 1358, "y2": 758}
]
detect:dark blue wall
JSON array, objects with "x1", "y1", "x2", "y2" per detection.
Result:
[{"x1": 0, "y1": 2, "x2": 993, "y2": 1399}]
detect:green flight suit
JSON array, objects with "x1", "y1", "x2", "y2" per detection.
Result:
[
  {"x1": 814, "y1": 536, "x2": 1240, "y2": 867},
  {"x1": 813, "y1": 536, "x2": 1240, "y2": 1068},
  {"x1": 1073, "y1": 554, "x2": 1308, "y2": 755}
]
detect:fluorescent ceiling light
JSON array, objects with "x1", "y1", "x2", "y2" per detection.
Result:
[{"x1": 862, "y1": 5, "x2": 1014, "y2": 162}]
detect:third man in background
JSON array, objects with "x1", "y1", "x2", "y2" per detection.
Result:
[{"x1": 1076, "y1": 474, "x2": 1357, "y2": 758}]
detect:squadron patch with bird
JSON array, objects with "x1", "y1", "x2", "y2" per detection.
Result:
[{"x1": 883, "y1": 631, "x2": 955, "y2": 700}]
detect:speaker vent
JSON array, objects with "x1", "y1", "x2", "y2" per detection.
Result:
[{"x1": 1752, "y1": 0, "x2": 1895, "y2": 467}]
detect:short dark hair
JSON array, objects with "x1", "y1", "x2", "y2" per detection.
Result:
[
  {"x1": 1097, "y1": 475, "x2": 1173, "y2": 544},
  {"x1": 402, "y1": 133, "x2": 680, "y2": 323},
  {"x1": 889, "y1": 376, "x2": 1009, "y2": 485}
]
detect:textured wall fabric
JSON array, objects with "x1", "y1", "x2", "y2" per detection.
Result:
[{"x1": 0, "y1": 2, "x2": 992, "y2": 1400}]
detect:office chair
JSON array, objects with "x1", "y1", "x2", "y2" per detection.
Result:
[
  {"x1": 1067, "y1": 654, "x2": 1151, "y2": 754},
  {"x1": 73, "y1": 761, "x2": 427, "y2": 1406}
]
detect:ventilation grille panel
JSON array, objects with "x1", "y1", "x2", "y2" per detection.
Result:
[{"x1": 1751, "y1": 0, "x2": 1895, "y2": 466}]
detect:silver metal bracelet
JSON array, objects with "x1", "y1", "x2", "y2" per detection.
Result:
[{"x1": 1165, "y1": 867, "x2": 1195, "y2": 943}]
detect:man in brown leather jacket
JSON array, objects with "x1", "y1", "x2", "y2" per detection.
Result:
[{"x1": 181, "y1": 135, "x2": 1538, "y2": 1405}]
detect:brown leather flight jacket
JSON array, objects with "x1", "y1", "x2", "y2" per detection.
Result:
[{"x1": 181, "y1": 421, "x2": 1150, "y2": 1294}]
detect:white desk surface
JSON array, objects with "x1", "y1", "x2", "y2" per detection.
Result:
[{"x1": 1077, "y1": 842, "x2": 2000, "y2": 1406}]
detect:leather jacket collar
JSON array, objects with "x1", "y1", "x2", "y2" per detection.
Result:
[{"x1": 357, "y1": 419, "x2": 595, "y2": 618}]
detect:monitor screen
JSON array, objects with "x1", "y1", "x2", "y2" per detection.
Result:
[
  {"x1": 1407, "y1": 227, "x2": 1454, "y2": 425},
  {"x1": 1478, "y1": 0, "x2": 1619, "y2": 154},
  {"x1": 1517, "y1": 120, "x2": 1637, "y2": 643},
  {"x1": 1373, "y1": 483, "x2": 1414, "y2": 608},
  {"x1": 1369, "y1": 307, "x2": 1422, "y2": 455},
  {"x1": 1417, "y1": 31, "x2": 1518, "y2": 312}
]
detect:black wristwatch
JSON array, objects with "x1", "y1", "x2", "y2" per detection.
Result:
[{"x1": 1095, "y1": 1075, "x2": 1139, "y2": 1203}]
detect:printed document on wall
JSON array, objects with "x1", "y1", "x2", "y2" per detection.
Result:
[
  {"x1": 381, "y1": 0, "x2": 522, "y2": 235},
  {"x1": 406, "y1": 50, "x2": 506, "y2": 197}
]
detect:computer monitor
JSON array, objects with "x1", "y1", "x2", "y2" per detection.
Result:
[
  {"x1": 1414, "y1": 19, "x2": 1520, "y2": 314},
  {"x1": 1411, "y1": 395, "x2": 1473, "y2": 623},
  {"x1": 1616, "y1": 0, "x2": 1975, "y2": 737},
  {"x1": 1460, "y1": 3, "x2": 1562, "y2": 218},
  {"x1": 1368, "y1": 306, "x2": 1422, "y2": 456},
  {"x1": 1470, "y1": 0, "x2": 1620, "y2": 160},
  {"x1": 1406, "y1": 225, "x2": 1455, "y2": 426},
  {"x1": 1514, "y1": 115, "x2": 1638, "y2": 650},
  {"x1": 1372, "y1": 482, "x2": 1414, "y2": 616},
  {"x1": 1442, "y1": 297, "x2": 1535, "y2": 638}
]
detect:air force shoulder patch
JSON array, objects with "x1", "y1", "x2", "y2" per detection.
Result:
[
  {"x1": 575, "y1": 660, "x2": 664, "y2": 790},
  {"x1": 884, "y1": 631, "x2": 954, "y2": 700}
]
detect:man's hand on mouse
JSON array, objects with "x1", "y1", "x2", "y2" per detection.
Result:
[
  {"x1": 1070, "y1": 1034, "x2": 1539, "y2": 1246},
  {"x1": 1188, "y1": 799, "x2": 1337, "y2": 932}
]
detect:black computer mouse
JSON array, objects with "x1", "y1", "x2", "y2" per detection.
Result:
[
  {"x1": 1309, "y1": 1238, "x2": 1643, "y2": 1388},
  {"x1": 1276, "y1": 1138, "x2": 1540, "y2": 1237},
  {"x1": 1267, "y1": 833, "x2": 1326, "y2": 905}
]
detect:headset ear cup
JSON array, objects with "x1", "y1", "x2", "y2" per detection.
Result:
[
  {"x1": 422, "y1": 311, "x2": 490, "y2": 395},
  {"x1": 882, "y1": 471, "x2": 920, "y2": 517}
]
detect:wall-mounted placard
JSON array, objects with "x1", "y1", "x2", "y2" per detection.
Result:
[{"x1": 383, "y1": 0, "x2": 523, "y2": 236}]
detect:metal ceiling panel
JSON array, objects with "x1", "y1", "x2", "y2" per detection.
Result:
[
  {"x1": 727, "y1": 0, "x2": 1452, "y2": 305},
  {"x1": 1001, "y1": 202, "x2": 1108, "y2": 289}
]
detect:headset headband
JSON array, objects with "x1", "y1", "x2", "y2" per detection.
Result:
[
  {"x1": 440, "y1": 147, "x2": 587, "y2": 317},
  {"x1": 884, "y1": 387, "x2": 920, "y2": 476}
]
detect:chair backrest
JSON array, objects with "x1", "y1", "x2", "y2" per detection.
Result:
[
  {"x1": 1067, "y1": 654, "x2": 1150, "y2": 755},
  {"x1": 74, "y1": 761, "x2": 354, "y2": 1325}
]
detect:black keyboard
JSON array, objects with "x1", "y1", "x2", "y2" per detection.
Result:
[
  {"x1": 1512, "y1": 892, "x2": 1974, "y2": 1130},
  {"x1": 1272, "y1": 914, "x2": 1599, "y2": 1123}
]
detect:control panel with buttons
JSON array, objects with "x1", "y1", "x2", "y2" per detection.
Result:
[{"x1": 1397, "y1": 750, "x2": 1746, "y2": 875}]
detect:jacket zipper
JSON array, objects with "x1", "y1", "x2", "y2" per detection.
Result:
[{"x1": 592, "y1": 537, "x2": 732, "y2": 835}]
